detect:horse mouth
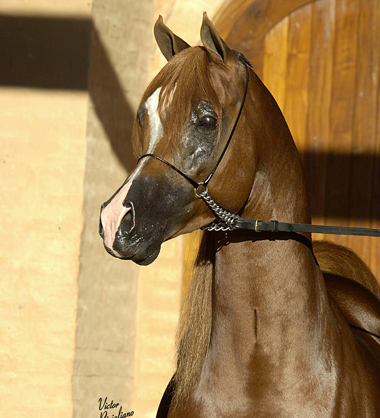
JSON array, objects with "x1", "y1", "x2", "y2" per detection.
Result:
[
  {"x1": 133, "y1": 249, "x2": 160, "y2": 265},
  {"x1": 102, "y1": 234, "x2": 162, "y2": 266}
]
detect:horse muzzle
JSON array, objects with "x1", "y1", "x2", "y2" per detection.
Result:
[
  {"x1": 99, "y1": 195, "x2": 163, "y2": 265},
  {"x1": 99, "y1": 171, "x2": 199, "y2": 265}
]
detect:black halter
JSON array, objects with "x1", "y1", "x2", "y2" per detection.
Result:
[
  {"x1": 139, "y1": 52, "x2": 252, "y2": 197},
  {"x1": 138, "y1": 52, "x2": 380, "y2": 239}
]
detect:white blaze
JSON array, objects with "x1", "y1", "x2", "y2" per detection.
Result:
[
  {"x1": 100, "y1": 87, "x2": 164, "y2": 249},
  {"x1": 146, "y1": 87, "x2": 163, "y2": 152}
]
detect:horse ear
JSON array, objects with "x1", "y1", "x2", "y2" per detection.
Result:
[
  {"x1": 154, "y1": 15, "x2": 190, "y2": 61},
  {"x1": 200, "y1": 12, "x2": 228, "y2": 64}
]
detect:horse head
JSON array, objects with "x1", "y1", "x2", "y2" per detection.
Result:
[{"x1": 99, "y1": 13, "x2": 285, "y2": 265}]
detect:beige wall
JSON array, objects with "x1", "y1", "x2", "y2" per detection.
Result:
[
  {"x1": 72, "y1": 0, "x2": 152, "y2": 416},
  {"x1": 0, "y1": 1, "x2": 90, "y2": 416}
]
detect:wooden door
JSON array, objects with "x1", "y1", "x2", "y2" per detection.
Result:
[
  {"x1": 210, "y1": 0, "x2": 380, "y2": 280},
  {"x1": 183, "y1": 0, "x2": 380, "y2": 295}
]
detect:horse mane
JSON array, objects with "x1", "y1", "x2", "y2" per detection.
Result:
[
  {"x1": 173, "y1": 231, "x2": 214, "y2": 406},
  {"x1": 313, "y1": 240, "x2": 380, "y2": 299}
]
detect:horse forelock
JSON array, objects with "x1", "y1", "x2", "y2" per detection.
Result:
[{"x1": 139, "y1": 48, "x2": 224, "y2": 152}]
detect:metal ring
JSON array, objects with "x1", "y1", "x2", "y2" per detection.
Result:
[{"x1": 194, "y1": 182, "x2": 209, "y2": 198}]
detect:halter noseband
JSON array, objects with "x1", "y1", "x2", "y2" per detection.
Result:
[{"x1": 137, "y1": 52, "x2": 380, "y2": 238}]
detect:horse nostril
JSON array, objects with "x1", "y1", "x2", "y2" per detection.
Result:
[
  {"x1": 99, "y1": 204, "x2": 106, "y2": 238},
  {"x1": 120, "y1": 201, "x2": 136, "y2": 235},
  {"x1": 99, "y1": 218, "x2": 104, "y2": 238}
]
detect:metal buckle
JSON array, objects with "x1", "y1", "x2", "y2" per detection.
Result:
[{"x1": 254, "y1": 220, "x2": 263, "y2": 232}]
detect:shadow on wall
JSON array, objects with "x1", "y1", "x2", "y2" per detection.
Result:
[
  {"x1": 0, "y1": 13, "x2": 136, "y2": 172},
  {"x1": 88, "y1": 27, "x2": 136, "y2": 172},
  {"x1": 303, "y1": 151, "x2": 380, "y2": 223},
  {"x1": 0, "y1": 14, "x2": 90, "y2": 90}
]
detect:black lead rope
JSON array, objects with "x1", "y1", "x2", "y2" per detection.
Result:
[
  {"x1": 199, "y1": 192, "x2": 380, "y2": 237},
  {"x1": 235, "y1": 218, "x2": 380, "y2": 237}
]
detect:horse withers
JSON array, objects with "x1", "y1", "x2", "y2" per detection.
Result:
[{"x1": 99, "y1": 13, "x2": 380, "y2": 418}]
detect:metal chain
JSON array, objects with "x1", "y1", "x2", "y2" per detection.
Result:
[{"x1": 199, "y1": 191, "x2": 240, "y2": 231}]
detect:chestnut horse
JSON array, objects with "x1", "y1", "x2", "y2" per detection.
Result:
[{"x1": 99, "y1": 13, "x2": 380, "y2": 417}]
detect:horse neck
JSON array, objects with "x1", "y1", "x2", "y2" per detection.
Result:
[
  {"x1": 212, "y1": 231, "x2": 324, "y2": 347},
  {"x1": 173, "y1": 80, "x2": 336, "y2": 410},
  {"x1": 244, "y1": 76, "x2": 311, "y2": 226},
  {"x1": 209, "y1": 89, "x2": 329, "y2": 373}
]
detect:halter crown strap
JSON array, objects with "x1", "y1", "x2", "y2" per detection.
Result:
[{"x1": 202, "y1": 53, "x2": 252, "y2": 186}]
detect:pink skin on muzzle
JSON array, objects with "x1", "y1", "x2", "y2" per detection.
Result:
[{"x1": 100, "y1": 181, "x2": 132, "y2": 250}]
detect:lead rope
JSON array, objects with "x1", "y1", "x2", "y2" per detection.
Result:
[{"x1": 200, "y1": 187, "x2": 380, "y2": 238}]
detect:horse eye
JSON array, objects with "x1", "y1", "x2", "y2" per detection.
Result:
[{"x1": 199, "y1": 115, "x2": 217, "y2": 129}]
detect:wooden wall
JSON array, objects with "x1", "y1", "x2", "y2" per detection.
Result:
[{"x1": 214, "y1": 0, "x2": 380, "y2": 280}]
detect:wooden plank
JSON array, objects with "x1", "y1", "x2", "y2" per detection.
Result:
[
  {"x1": 283, "y1": 4, "x2": 312, "y2": 153},
  {"x1": 370, "y1": 0, "x2": 380, "y2": 279},
  {"x1": 216, "y1": 0, "x2": 316, "y2": 77},
  {"x1": 324, "y1": 0, "x2": 360, "y2": 248},
  {"x1": 347, "y1": 0, "x2": 379, "y2": 266},
  {"x1": 305, "y1": 0, "x2": 335, "y2": 240},
  {"x1": 217, "y1": 0, "x2": 315, "y2": 49},
  {"x1": 262, "y1": 16, "x2": 290, "y2": 111},
  {"x1": 214, "y1": 0, "x2": 253, "y2": 35}
]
